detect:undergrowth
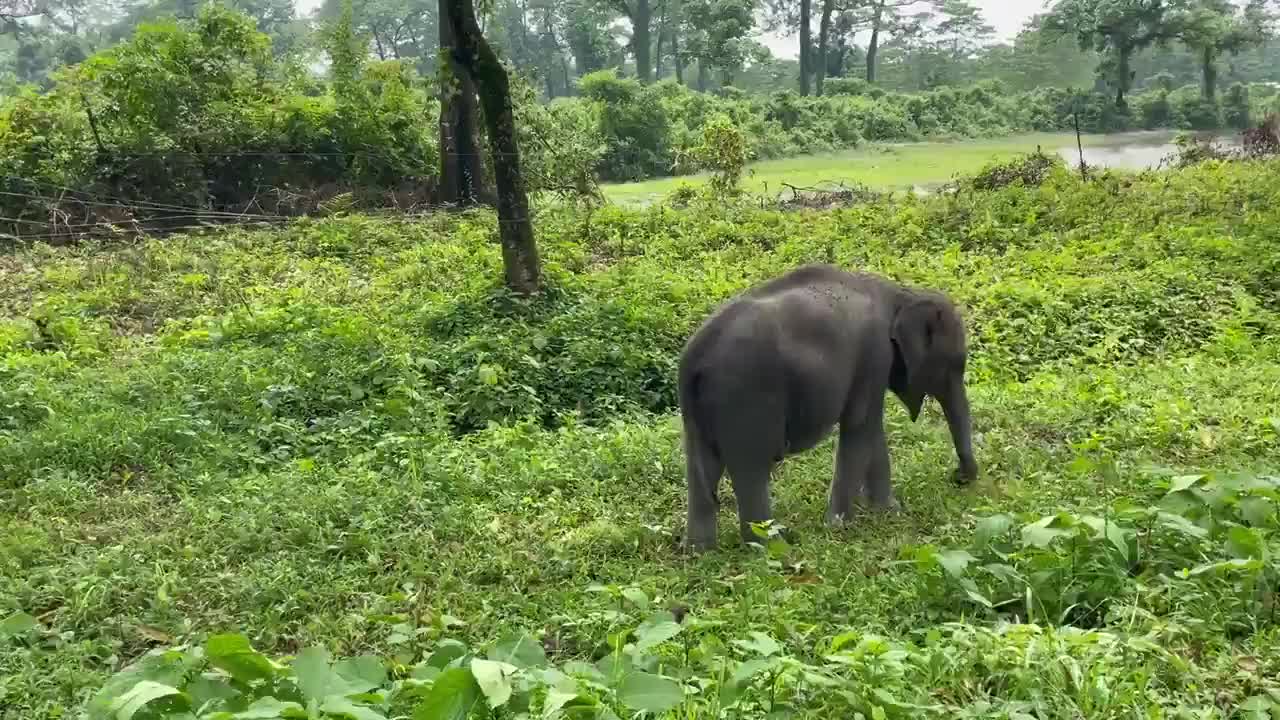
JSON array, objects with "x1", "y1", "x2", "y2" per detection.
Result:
[{"x1": 3, "y1": 157, "x2": 1280, "y2": 718}]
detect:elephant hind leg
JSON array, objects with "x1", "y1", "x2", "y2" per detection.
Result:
[
  {"x1": 683, "y1": 420, "x2": 724, "y2": 552},
  {"x1": 726, "y1": 461, "x2": 774, "y2": 546}
]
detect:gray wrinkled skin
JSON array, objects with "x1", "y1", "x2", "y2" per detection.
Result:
[{"x1": 677, "y1": 264, "x2": 978, "y2": 551}]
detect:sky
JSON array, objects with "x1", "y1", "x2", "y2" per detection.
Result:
[
  {"x1": 291, "y1": 0, "x2": 1049, "y2": 58},
  {"x1": 757, "y1": 0, "x2": 1050, "y2": 59}
]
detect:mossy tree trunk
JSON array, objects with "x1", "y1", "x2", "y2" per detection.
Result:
[
  {"x1": 816, "y1": 0, "x2": 833, "y2": 95},
  {"x1": 437, "y1": 0, "x2": 488, "y2": 206},
  {"x1": 798, "y1": 0, "x2": 811, "y2": 95},
  {"x1": 444, "y1": 0, "x2": 542, "y2": 295}
]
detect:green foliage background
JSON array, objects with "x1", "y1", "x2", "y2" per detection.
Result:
[
  {"x1": 1, "y1": 4, "x2": 1277, "y2": 238},
  {"x1": 3, "y1": 152, "x2": 1280, "y2": 717}
]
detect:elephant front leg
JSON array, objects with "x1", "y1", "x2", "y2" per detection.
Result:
[{"x1": 862, "y1": 425, "x2": 901, "y2": 511}]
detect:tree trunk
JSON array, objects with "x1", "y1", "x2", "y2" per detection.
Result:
[
  {"x1": 655, "y1": 2, "x2": 666, "y2": 78},
  {"x1": 865, "y1": 3, "x2": 882, "y2": 84},
  {"x1": 673, "y1": 30, "x2": 685, "y2": 84},
  {"x1": 632, "y1": 0, "x2": 653, "y2": 82},
  {"x1": 816, "y1": 0, "x2": 833, "y2": 95},
  {"x1": 437, "y1": 0, "x2": 487, "y2": 206},
  {"x1": 697, "y1": 61, "x2": 709, "y2": 91},
  {"x1": 799, "y1": 0, "x2": 812, "y2": 95},
  {"x1": 444, "y1": 0, "x2": 542, "y2": 295},
  {"x1": 1114, "y1": 44, "x2": 1132, "y2": 108},
  {"x1": 1200, "y1": 45, "x2": 1217, "y2": 101}
]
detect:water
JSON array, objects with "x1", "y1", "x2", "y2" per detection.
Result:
[{"x1": 1056, "y1": 130, "x2": 1242, "y2": 170}]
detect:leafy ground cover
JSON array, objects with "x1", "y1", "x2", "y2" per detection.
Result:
[{"x1": 2, "y1": 156, "x2": 1280, "y2": 718}]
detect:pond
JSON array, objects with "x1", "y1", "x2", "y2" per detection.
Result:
[{"x1": 1055, "y1": 130, "x2": 1242, "y2": 170}]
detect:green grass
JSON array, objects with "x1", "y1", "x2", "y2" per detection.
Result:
[
  {"x1": 4, "y1": 155, "x2": 1280, "y2": 718},
  {"x1": 601, "y1": 132, "x2": 1133, "y2": 205}
]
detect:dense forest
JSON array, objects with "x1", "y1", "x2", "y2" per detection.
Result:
[
  {"x1": 2, "y1": 0, "x2": 1278, "y2": 246},
  {"x1": 4, "y1": 0, "x2": 1280, "y2": 99}
]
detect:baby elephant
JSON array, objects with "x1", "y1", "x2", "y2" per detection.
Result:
[{"x1": 678, "y1": 264, "x2": 978, "y2": 551}]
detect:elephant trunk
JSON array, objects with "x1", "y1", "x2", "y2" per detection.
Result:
[{"x1": 939, "y1": 378, "x2": 978, "y2": 485}]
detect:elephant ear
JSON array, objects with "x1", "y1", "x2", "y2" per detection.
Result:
[{"x1": 891, "y1": 298, "x2": 943, "y2": 422}]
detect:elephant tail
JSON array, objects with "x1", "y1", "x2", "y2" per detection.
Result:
[{"x1": 679, "y1": 365, "x2": 722, "y2": 496}]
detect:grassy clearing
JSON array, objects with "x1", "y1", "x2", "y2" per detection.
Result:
[
  {"x1": 3, "y1": 156, "x2": 1280, "y2": 718},
  {"x1": 600, "y1": 132, "x2": 1135, "y2": 205}
]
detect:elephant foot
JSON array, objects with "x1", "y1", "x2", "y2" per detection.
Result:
[
  {"x1": 952, "y1": 458, "x2": 979, "y2": 486},
  {"x1": 682, "y1": 534, "x2": 717, "y2": 554},
  {"x1": 683, "y1": 523, "x2": 718, "y2": 554},
  {"x1": 826, "y1": 511, "x2": 850, "y2": 529},
  {"x1": 868, "y1": 494, "x2": 904, "y2": 513}
]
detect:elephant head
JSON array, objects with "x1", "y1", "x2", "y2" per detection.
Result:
[{"x1": 889, "y1": 291, "x2": 978, "y2": 484}]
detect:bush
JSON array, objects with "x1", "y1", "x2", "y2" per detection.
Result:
[
  {"x1": 0, "y1": 2, "x2": 1262, "y2": 236},
  {"x1": 1224, "y1": 82, "x2": 1251, "y2": 129},
  {"x1": 578, "y1": 70, "x2": 673, "y2": 182},
  {"x1": 822, "y1": 77, "x2": 871, "y2": 96},
  {"x1": 1138, "y1": 89, "x2": 1177, "y2": 129},
  {"x1": 0, "y1": 5, "x2": 441, "y2": 241},
  {"x1": 1171, "y1": 86, "x2": 1223, "y2": 130},
  {"x1": 5, "y1": 149, "x2": 1280, "y2": 719}
]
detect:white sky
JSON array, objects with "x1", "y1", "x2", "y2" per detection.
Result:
[
  {"x1": 758, "y1": 0, "x2": 1051, "y2": 59},
  {"x1": 292, "y1": 0, "x2": 1048, "y2": 59}
]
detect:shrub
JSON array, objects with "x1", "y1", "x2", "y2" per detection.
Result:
[
  {"x1": 1170, "y1": 86, "x2": 1222, "y2": 131},
  {"x1": 1224, "y1": 82, "x2": 1251, "y2": 129}
]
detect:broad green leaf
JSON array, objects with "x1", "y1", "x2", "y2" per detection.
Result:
[
  {"x1": 561, "y1": 660, "x2": 605, "y2": 684},
  {"x1": 1157, "y1": 512, "x2": 1209, "y2": 539},
  {"x1": 334, "y1": 656, "x2": 386, "y2": 693},
  {"x1": 936, "y1": 549, "x2": 977, "y2": 579},
  {"x1": 207, "y1": 634, "x2": 276, "y2": 684},
  {"x1": 542, "y1": 686, "x2": 577, "y2": 716},
  {"x1": 470, "y1": 658, "x2": 516, "y2": 708},
  {"x1": 1167, "y1": 474, "x2": 1206, "y2": 494},
  {"x1": 540, "y1": 677, "x2": 596, "y2": 720},
  {"x1": 233, "y1": 697, "x2": 306, "y2": 718},
  {"x1": 958, "y1": 577, "x2": 993, "y2": 608},
  {"x1": 829, "y1": 631, "x2": 860, "y2": 653},
  {"x1": 634, "y1": 612, "x2": 682, "y2": 652},
  {"x1": 1080, "y1": 516, "x2": 1133, "y2": 563},
  {"x1": 293, "y1": 646, "x2": 333, "y2": 703},
  {"x1": 413, "y1": 667, "x2": 481, "y2": 720},
  {"x1": 107, "y1": 680, "x2": 186, "y2": 720},
  {"x1": 596, "y1": 653, "x2": 633, "y2": 684},
  {"x1": 1239, "y1": 496, "x2": 1276, "y2": 528},
  {"x1": 719, "y1": 658, "x2": 772, "y2": 707},
  {"x1": 617, "y1": 672, "x2": 682, "y2": 713},
  {"x1": 1225, "y1": 526, "x2": 1266, "y2": 560},
  {"x1": 974, "y1": 514, "x2": 1015, "y2": 546},
  {"x1": 0, "y1": 612, "x2": 37, "y2": 638},
  {"x1": 319, "y1": 696, "x2": 388, "y2": 720},
  {"x1": 1188, "y1": 558, "x2": 1261, "y2": 576},
  {"x1": 1020, "y1": 517, "x2": 1072, "y2": 549},
  {"x1": 1238, "y1": 694, "x2": 1277, "y2": 719},
  {"x1": 426, "y1": 640, "x2": 469, "y2": 669},
  {"x1": 489, "y1": 634, "x2": 547, "y2": 669},
  {"x1": 621, "y1": 588, "x2": 649, "y2": 610},
  {"x1": 733, "y1": 631, "x2": 781, "y2": 657},
  {"x1": 964, "y1": 587, "x2": 995, "y2": 608},
  {"x1": 186, "y1": 675, "x2": 238, "y2": 712},
  {"x1": 730, "y1": 657, "x2": 772, "y2": 687}
]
